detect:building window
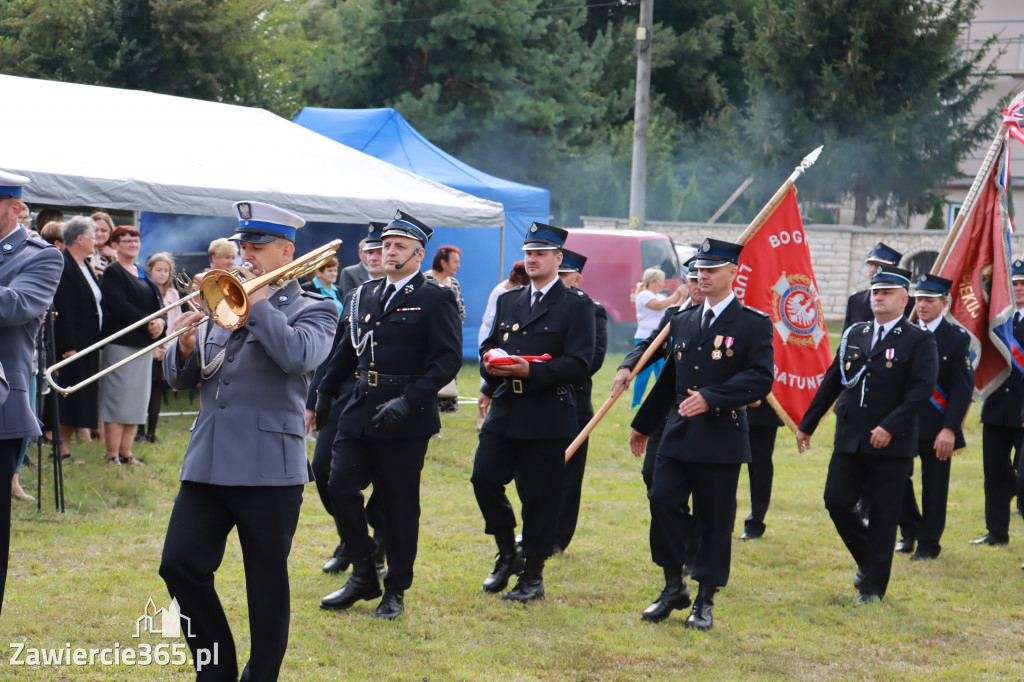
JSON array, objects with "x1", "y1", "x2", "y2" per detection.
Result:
[{"x1": 948, "y1": 202, "x2": 963, "y2": 230}]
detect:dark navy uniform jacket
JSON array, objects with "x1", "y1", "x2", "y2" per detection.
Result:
[
  {"x1": 574, "y1": 297, "x2": 608, "y2": 424},
  {"x1": 479, "y1": 279, "x2": 596, "y2": 441},
  {"x1": 980, "y1": 318, "x2": 1024, "y2": 429},
  {"x1": 920, "y1": 318, "x2": 973, "y2": 448},
  {"x1": 319, "y1": 272, "x2": 462, "y2": 440},
  {"x1": 631, "y1": 297, "x2": 774, "y2": 464},
  {"x1": 800, "y1": 317, "x2": 938, "y2": 458}
]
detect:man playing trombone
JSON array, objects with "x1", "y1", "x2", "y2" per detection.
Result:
[{"x1": 159, "y1": 201, "x2": 338, "y2": 681}]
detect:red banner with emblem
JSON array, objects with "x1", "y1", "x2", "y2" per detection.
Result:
[
  {"x1": 735, "y1": 188, "x2": 832, "y2": 429},
  {"x1": 935, "y1": 135, "x2": 1014, "y2": 399}
]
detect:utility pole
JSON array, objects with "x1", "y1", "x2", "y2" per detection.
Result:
[{"x1": 628, "y1": 0, "x2": 653, "y2": 230}]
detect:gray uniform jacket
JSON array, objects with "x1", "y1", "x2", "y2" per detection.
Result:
[
  {"x1": 164, "y1": 279, "x2": 337, "y2": 486},
  {"x1": 0, "y1": 226, "x2": 63, "y2": 439},
  {"x1": 339, "y1": 262, "x2": 370, "y2": 299}
]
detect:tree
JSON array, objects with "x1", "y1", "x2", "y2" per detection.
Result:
[{"x1": 739, "y1": 0, "x2": 999, "y2": 226}]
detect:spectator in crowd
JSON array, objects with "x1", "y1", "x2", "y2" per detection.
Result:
[
  {"x1": 17, "y1": 204, "x2": 30, "y2": 230},
  {"x1": 208, "y1": 237, "x2": 238, "y2": 271},
  {"x1": 98, "y1": 226, "x2": 165, "y2": 465},
  {"x1": 302, "y1": 256, "x2": 344, "y2": 316},
  {"x1": 39, "y1": 220, "x2": 65, "y2": 250},
  {"x1": 425, "y1": 245, "x2": 465, "y2": 321},
  {"x1": 34, "y1": 208, "x2": 62, "y2": 234},
  {"x1": 631, "y1": 268, "x2": 686, "y2": 409},
  {"x1": 142, "y1": 252, "x2": 183, "y2": 445},
  {"x1": 425, "y1": 245, "x2": 465, "y2": 413},
  {"x1": 51, "y1": 216, "x2": 103, "y2": 464},
  {"x1": 89, "y1": 211, "x2": 117, "y2": 278}
]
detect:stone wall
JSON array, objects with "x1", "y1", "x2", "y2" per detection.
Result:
[{"x1": 579, "y1": 216, "x2": 1024, "y2": 320}]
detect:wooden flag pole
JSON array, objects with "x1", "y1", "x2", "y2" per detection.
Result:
[
  {"x1": 930, "y1": 90, "x2": 1023, "y2": 277},
  {"x1": 566, "y1": 146, "x2": 824, "y2": 461}
]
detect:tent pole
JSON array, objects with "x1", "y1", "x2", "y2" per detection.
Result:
[{"x1": 500, "y1": 222, "x2": 505, "y2": 281}]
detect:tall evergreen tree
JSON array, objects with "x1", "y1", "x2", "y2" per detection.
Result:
[{"x1": 740, "y1": 0, "x2": 998, "y2": 225}]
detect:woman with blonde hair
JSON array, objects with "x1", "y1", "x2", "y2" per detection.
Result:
[
  {"x1": 142, "y1": 252, "x2": 183, "y2": 444},
  {"x1": 631, "y1": 267, "x2": 686, "y2": 409},
  {"x1": 89, "y1": 211, "x2": 117, "y2": 277}
]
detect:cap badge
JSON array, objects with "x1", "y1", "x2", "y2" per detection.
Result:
[
  {"x1": 702, "y1": 238, "x2": 711, "y2": 252},
  {"x1": 394, "y1": 210, "x2": 402, "y2": 220},
  {"x1": 238, "y1": 202, "x2": 252, "y2": 220},
  {"x1": 530, "y1": 225, "x2": 538, "y2": 233}
]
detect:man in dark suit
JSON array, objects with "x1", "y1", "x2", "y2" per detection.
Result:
[
  {"x1": 741, "y1": 401, "x2": 784, "y2": 540},
  {"x1": 628, "y1": 238, "x2": 774, "y2": 631},
  {"x1": 317, "y1": 211, "x2": 462, "y2": 620},
  {"x1": 0, "y1": 170, "x2": 63, "y2": 616},
  {"x1": 896, "y1": 275, "x2": 973, "y2": 560},
  {"x1": 843, "y1": 242, "x2": 905, "y2": 330},
  {"x1": 614, "y1": 260, "x2": 703, "y2": 575},
  {"x1": 798, "y1": 265, "x2": 938, "y2": 604},
  {"x1": 307, "y1": 223, "x2": 385, "y2": 575},
  {"x1": 338, "y1": 224, "x2": 386, "y2": 298},
  {"x1": 553, "y1": 247, "x2": 607, "y2": 553},
  {"x1": 160, "y1": 201, "x2": 338, "y2": 680},
  {"x1": 971, "y1": 259, "x2": 1024, "y2": 547},
  {"x1": 472, "y1": 223, "x2": 596, "y2": 602}
]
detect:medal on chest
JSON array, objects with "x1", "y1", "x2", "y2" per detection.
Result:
[
  {"x1": 885, "y1": 348, "x2": 894, "y2": 368},
  {"x1": 711, "y1": 335, "x2": 724, "y2": 360},
  {"x1": 724, "y1": 336, "x2": 734, "y2": 357}
]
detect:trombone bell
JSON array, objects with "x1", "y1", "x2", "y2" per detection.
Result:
[{"x1": 200, "y1": 270, "x2": 250, "y2": 330}]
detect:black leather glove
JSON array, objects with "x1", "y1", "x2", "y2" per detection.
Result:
[
  {"x1": 314, "y1": 392, "x2": 334, "y2": 431},
  {"x1": 371, "y1": 396, "x2": 411, "y2": 431}
]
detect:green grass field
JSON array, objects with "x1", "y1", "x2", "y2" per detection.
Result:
[{"x1": 3, "y1": 356, "x2": 1023, "y2": 680}]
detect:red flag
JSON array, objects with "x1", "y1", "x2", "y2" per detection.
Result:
[
  {"x1": 735, "y1": 188, "x2": 832, "y2": 428},
  {"x1": 936, "y1": 137, "x2": 1014, "y2": 398}
]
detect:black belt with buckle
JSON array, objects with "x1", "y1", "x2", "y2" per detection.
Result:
[
  {"x1": 504, "y1": 378, "x2": 525, "y2": 394},
  {"x1": 355, "y1": 369, "x2": 416, "y2": 387}
]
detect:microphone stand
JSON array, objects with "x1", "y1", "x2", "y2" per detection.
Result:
[{"x1": 34, "y1": 308, "x2": 65, "y2": 513}]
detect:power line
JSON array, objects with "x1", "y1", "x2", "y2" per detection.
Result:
[{"x1": 358, "y1": 1, "x2": 638, "y2": 25}]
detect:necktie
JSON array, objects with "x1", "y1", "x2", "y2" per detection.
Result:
[
  {"x1": 874, "y1": 323, "x2": 884, "y2": 350},
  {"x1": 531, "y1": 290, "x2": 542, "y2": 310},
  {"x1": 702, "y1": 308, "x2": 714, "y2": 332},
  {"x1": 1016, "y1": 311, "x2": 1021, "y2": 326},
  {"x1": 381, "y1": 283, "x2": 395, "y2": 306}
]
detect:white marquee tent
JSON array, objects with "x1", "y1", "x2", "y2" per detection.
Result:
[{"x1": 0, "y1": 75, "x2": 505, "y2": 228}]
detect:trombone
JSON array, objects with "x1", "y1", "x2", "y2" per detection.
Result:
[{"x1": 45, "y1": 239, "x2": 342, "y2": 396}]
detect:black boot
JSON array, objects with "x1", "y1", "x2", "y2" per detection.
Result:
[
  {"x1": 372, "y1": 590, "x2": 404, "y2": 620},
  {"x1": 320, "y1": 556, "x2": 382, "y2": 610},
  {"x1": 684, "y1": 583, "x2": 718, "y2": 631},
  {"x1": 641, "y1": 567, "x2": 691, "y2": 623},
  {"x1": 482, "y1": 529, "x2": 525, "y2": 594},
  {"x1": 503, "y1": 557, "x2": 545, "y2": 602},
  {"x1": 322, "y1": 543, "x2": 352, "y2": 574}
]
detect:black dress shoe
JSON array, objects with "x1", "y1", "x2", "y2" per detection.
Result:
[
  {"x1": 683, "y1": 584, "x2": 717, "y2": 631},
  {"x1": 641, "y1": 579, "x2": 691, "y2": 623},
  {"x1": 739, "y1": 531, "x2": 763, "y2": 541},
  {"x1": 371, "y1": 591, "x2": 404, "y2": 620},
  {"x1": 482, "y1": 548, "x2": 525, "y2": 594},
  {"x1": 969, "y1": 533, "x2": 1008, "y2": 546},
  {"x1": 320, "y1": 558, "x2": 381, "y2": 610},
  {"x1": 909, "y1": 551, "x2": 936, "y2": 561},
  {"x1": 322, "y1": 545, "x2": 352, "y2": 574},
  {"x1": 894, "y1": 538, "x2": 915, "y2": 554},
  {"x1": 503, "y1": 574, "x2": 544, "y2": 602},
  {"x1": 854, "y1": 566, "x2": 867, "y2": 590},
  {"x1": 855, "y1": 593, "x2": 881, "y2": 605}
]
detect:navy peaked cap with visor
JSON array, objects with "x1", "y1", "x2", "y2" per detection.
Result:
[
  {"x1": 363, "y1": 221, "x2": 386, "y2": 250},
  {"x1": 0, "y1": 169, "x2": 30, "y2": 198},
  {"x1": 866, "y1": 242, "x2": 902, "y2": 266},
  {"x1": 693, "y1": 238, "x2": 743, "y2": 268},
  {"x1": 870, "y1": 264, "x2": 912, "y2": 290},
  {"x1": 913, "y1": 274, "x2": 952, "y2": 297},
  {"x1": 558, "y1": 248, "x2": 588, "y2": 273},
  {"x1": 523, "y1": 222, "x2": 568, "y2": 250},
  {"x1": 382, "y1": 210, "x2": 433, "y2": 245},
  {"x1": 230, "y1": 201, "x2": 304, "y2": 243},
  {"x1": 1012, "y1": 259, "x2": 1024, "y2": 281},
  {"x1": 683, "y1": 257, "x2": 699, "y2": 279}
]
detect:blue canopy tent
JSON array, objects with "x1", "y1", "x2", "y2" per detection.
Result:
[{"x1": 293, "y1": 107, "x2": 550, "y2": 358}]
